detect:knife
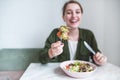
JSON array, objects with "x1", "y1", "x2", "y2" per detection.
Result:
[{"x1": 84, "y1": 41, "x2": 96, "y2": 55}]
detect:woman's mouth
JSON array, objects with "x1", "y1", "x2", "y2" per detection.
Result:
[{"x1": 70, "y1": 19, "x2": 79, "y2": 24}]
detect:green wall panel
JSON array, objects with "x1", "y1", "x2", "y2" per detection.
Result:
[{"x1": 0, "y1": 48, "x2": 42, "y2": 71}]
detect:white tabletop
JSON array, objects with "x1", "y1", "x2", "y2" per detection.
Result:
[{"x1": 20, "y1": 62, "x2": 120, "y2": 80}]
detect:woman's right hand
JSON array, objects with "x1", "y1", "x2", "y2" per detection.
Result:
[{"x1": 48, "y1": 41, "x2": 64, "y2": 58}]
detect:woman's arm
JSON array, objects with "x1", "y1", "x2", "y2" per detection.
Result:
[{"x1": 39, "y1": 29, "x2": 60, "y2": 64}]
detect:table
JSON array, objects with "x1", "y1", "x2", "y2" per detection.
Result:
[{"x1": 20, "y1": 62, "x2": 120, "y2": 80}]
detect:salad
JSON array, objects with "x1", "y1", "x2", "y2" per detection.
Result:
[
  {"x1": 65, "y1": 61, "x2": 94, "y2": 72},
  {"x1": 57, "y1": 25, "x2": 69, "y2": 40}
]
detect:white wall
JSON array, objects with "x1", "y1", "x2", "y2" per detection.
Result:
[
  {"x1": 104, "y1": 0, "x2": 120, "y2": 66},
  {"x1": 0, "y1": 0, "x2": 120, "y2": 66},
  {"x1": 0, "y1": 0, "x2": 66, "y2": 48}
]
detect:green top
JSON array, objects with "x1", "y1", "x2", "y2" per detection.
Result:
[{"x1": 39, "y1": 28, "x2": 100, "y2": 64}]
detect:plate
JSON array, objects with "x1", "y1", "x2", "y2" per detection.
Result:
[{"x1": 60, "y1": 60, "x2": 97, "y2": 78}]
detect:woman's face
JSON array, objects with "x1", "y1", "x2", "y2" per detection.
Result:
[{"x1": 63, "y1": 3, "x2": 82, "y2": 29}]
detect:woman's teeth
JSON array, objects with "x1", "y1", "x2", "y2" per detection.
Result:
[{"x1": 70, "y1": 20, "x2": 78, "y2": 23}]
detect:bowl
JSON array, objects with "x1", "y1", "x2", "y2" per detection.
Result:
[{"x1": 60, "y1": 60, "x2": 97, "y2": 78}]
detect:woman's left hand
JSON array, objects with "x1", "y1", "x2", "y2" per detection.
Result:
[{"x1": 93, "y1": 52, "x2": 107, "y2": 66}]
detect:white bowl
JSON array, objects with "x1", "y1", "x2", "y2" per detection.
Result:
[{"x1": 60, "y1": 60, "x2": 97, "y2": 78}]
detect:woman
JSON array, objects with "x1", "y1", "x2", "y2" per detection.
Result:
[{"x1": 39, "y1": 0, "x2": 107, "y2": 65}]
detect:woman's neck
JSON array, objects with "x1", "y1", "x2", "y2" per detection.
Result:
[{"x1": 68, "y1": 28, "x2": 79, "y2": 41}]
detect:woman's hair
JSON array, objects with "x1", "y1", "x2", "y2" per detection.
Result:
[{"x1": 62, "y1": 0, "x2": 83, "y2": 16}]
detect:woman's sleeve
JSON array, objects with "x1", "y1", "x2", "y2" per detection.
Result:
[
  {"x1": 39, "y1": 29, "x2": 59, "y2": 64},
  {"x1": 89, "y1": 31, "x2": 101, "y2": 63},
  {"x1": 90, "y1": 31, "x2": 100, "y2": 53}
]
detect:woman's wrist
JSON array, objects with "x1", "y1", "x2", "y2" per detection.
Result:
[{"x1": 48, "y1": 48, "x2": 54, "y2": 59}]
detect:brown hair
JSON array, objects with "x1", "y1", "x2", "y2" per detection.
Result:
[{"x1": 62, "y1": 0, "x2": 83, "y2": 16}]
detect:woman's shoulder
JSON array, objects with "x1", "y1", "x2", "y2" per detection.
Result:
[
  {"x1": 79, "y1": 28, "x2": 94, "y2": 34},
  {"x1": 51, "y1": 28, "x2": 59, "y2": 33},
  {"x1": 46, "y1": 28, "x2": 59, "y2": 41},
  {"x1": 47, "y1": 28, "x2": 60, "y2": 39},
  {"x1": 49, "y1": 28, "x2": 59, "y2": 35}
]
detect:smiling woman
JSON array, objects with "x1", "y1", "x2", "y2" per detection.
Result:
[{"x1": 39, "y1": 0, "x2": 107, "y2": 66}]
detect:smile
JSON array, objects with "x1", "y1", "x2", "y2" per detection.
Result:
[{"x1": 70, "y1": 19, "x2": 79, "y2": 23}]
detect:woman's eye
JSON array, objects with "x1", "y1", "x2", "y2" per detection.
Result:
[
  {"x1": 76, "y1": 11, "x2": 80, "y2": 14},
  {"x1": 66, "y1": 12, "x2": 71, "y2": 14}
]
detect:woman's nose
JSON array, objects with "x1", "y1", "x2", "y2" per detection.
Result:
[{"x1": 72, "y1": 12, "x2": 76, "y2": 18}]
